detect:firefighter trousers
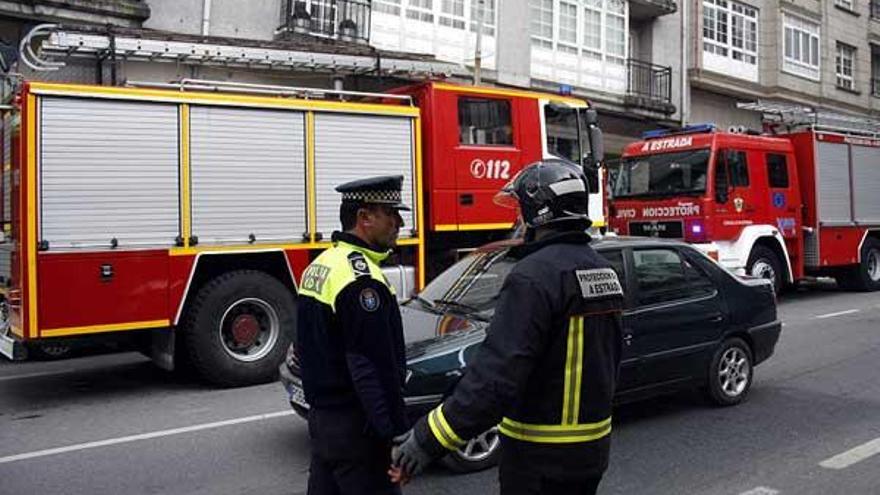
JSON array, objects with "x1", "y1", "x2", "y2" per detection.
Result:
[{"x1": 498, "y1": 438, "x2": 604, "y2": 495}]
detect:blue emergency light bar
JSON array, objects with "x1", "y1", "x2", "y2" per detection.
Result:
[{"x1": 641, "y1": 123, "x2": 716, "y2": 140}]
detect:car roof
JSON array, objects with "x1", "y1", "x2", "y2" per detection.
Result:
[{"x1": 474, "y1": 235, "x2": 693, "y2": 256}]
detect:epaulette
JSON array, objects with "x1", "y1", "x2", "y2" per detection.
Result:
[{"x1": 348, "y1": 251, "x2": 371, "y2": 279}]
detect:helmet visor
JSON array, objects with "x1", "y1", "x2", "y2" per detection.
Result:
[{"x1": 493, "y1": 170, "x2": 524, "y2": 209}]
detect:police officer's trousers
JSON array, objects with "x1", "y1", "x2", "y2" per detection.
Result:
[{"x1": 306, "y1": 407, "x2": 401, "y2": 495}]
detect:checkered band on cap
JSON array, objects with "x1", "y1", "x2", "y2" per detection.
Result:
[{"x1": 341, "y1": 189, "x2": 402, "y2": 204}]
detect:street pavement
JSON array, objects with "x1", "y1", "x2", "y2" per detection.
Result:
[{"x1": 1, "y1": 282, "x2": 879, "y2": 494}]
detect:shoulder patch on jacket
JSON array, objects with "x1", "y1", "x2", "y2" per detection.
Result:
[
  {"x1": 359, "y1": 287, "x2": 381, "y2": 312},
  {"x1": 348, "y1": 252, "x2": 370, "y2": 279},
  {"x1": 575, "y1": 268, "x2": 623, "y2": 299},
  {"x1": 301, "y1": 264, "x2": 331, "y2": 293}
]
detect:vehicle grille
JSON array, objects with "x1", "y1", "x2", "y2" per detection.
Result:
[{"x1": 629, "y1": 220, "x2": 684, "y2": 238}]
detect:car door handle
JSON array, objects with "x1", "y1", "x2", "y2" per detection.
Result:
[
  {"x1": 623, "y1": 334, "x2": 633, "y2": 346},
  {"x1": 709, "y1": 314, "x2": 724, "y2": 323}
]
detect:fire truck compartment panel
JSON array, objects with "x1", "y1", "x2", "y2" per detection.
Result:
[
  {"x1": 39, "y1": 98, "x2": 180, "y2": 249},
  {"x1": 816, "y1": 141, "x2": 853, "y2": 225},
  {"x1": 190, "y1": 106, "x2": 307, "y2": 244},
  {"x1": 313, "y1": 114, "x2": 415, "y2": 238},
  {"x1": 850, "y1": 145, "x2": 880, "y2": 224},
  {"x1": 37, "y1": 250, "x2": 169, "y2": 332}
]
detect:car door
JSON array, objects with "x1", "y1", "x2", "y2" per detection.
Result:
[
  {"x1": 596, "y1": 248, "x2": 641, "y2": 392},
  {"x1": 626, "y1": 246, "x2": 726, "y2": 388}
]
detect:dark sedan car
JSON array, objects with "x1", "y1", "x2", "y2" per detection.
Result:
[{"x1": 280, "y1": 236, "x2": 781, "y2": 472}]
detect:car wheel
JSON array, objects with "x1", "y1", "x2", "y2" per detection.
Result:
[
  {"x1": 439, "y1": 427, "x2": 501, "y2": 473},
  {"x1": 706, "y1": 337, "x2": 753, "y2": 407},
  {"x1": 746, "y1": 245, "x2": 783, "y2": 295},
  {"x1": 836, "y1": 238, "x2": 880, "y2": 292},
  {"x1": 182, "y1": 270, "x2": 296, "y2": 387}
]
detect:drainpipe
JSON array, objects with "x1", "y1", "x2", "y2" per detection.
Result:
[
  {"x1": 202, "y1": 0, "x2": 212, "y2": 36},
  {"x1": 680, "y1": 0, "x2": 689, "y2": 125}
]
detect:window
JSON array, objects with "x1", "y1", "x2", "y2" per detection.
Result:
[
  {"x1": 836, "y1": 42, "x2": 856, "y2": 90},
  {"x1": 613, "y1": 149, "x2": 711, "y2": 198},
  {"x1": 406, "y1": 0, "x2": 434, "y2": 22},
  {"x1": 439, "y1": 0, "x2": 465, "y2": 28},
  {"x1": 470, "y1": 0, "x2": 496, "y2": 36},
  {"x1": 458, "y1": 98, "x2": 513, "y2": 146},
  {"x1": 606, "y1": 0, "x2": 627, "y2": 64},
  {"x1": 530, "y1": 0, "x2": 554, "y2": 48},
  {"x1": 724, "y1": 149, "x2": 750, "y2": 187},
  {"x1": 599, "y1": 249, "x2": 627, "y2": 292},
  {"x1": 783, "y1": 13, "x2": 820, "y2": 80},
  {"x1": 835, "y1": 0, "x2": 853, "y2": 9},
  {"x1": 633, "y1": 249, "x2": 715, "y2": 306},
  {"x1": 558, "y1": 1, "x2": 579, "y2": 54},
  {"x1": 374, "y1": 0, "x2": 402, "y2": 15},
  {"x1": 766, "y1": 153, "x2": 789, "y2": 188},
  {"x1": 583, "y1": 0, "x2": 603, "y2": 56}
]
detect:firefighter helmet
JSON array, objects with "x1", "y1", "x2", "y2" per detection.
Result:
[{"x1": 493, "y1": 159, "x2": 590, "y2": 229}]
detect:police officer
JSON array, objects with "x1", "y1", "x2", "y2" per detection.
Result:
[
  {"x1": 391, "y1": 160, "x2": 624, "y2": 494},
  {"x1": 297, "y1": 175, "x2": 410, "y2": 495}
]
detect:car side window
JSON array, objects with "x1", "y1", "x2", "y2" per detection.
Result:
[
  {"x1": 458, "y1": 97, "x2": 513, "y2": 146},
  {"x1": 633, "y1": 248, "x2": 715, "y2": 306},
  {"x1": 598, "y1": 249, "x2": 626, "y2": 292}
]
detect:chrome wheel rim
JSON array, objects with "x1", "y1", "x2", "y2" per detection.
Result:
[
  {"x1": 457, "y1": 427, "x2": 500, "y2": 462},
  {"x1": 750, "y1": 259, "x2": 777, "y2": 289},
  {"x1": 218, "y1": 297, "x2": 280, "y2": 362},
  {"x1": 867, "y1": 248, "x2": 880, "y2": 282},
  {"x1": 718, "y1": 347, "x2": 750, "y2": 398}
]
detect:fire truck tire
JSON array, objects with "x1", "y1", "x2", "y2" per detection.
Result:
[
  {"x1": 182, "y1": 270, "x2": 296, "y2": 387},
  {"x1": 746, "y1": 245, "x2": 783, "y2": 295},
  {"x1": 837, "y1": 238, "x2": 880, "y2": 292}
]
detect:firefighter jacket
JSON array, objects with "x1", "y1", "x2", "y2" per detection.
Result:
[
  {"x1": 412, "y1": 230, "x2": 624, "y2": 477},
  {"x1": 296, "y1": 232, "x2": 408, "y2": 440}
]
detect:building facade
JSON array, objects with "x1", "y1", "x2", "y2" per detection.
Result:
[{"x1": 688, "y1": 0, "x2": 880, "y2": 129}]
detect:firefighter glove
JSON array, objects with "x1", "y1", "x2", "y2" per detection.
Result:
[{"x1": 391, "y1": 428, "x2": 432, "y2": 476}]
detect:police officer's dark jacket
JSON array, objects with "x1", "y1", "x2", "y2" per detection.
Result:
[
  {"x1": 296, "y1": 231, "x2": 408, "y2": 440},
  {"x1": 413, "y1": 230, "x2": 624, "y2": 477}
]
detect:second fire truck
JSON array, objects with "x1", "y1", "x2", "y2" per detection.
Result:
[{"x1": 608, "y1": 118, "x2": 880, "y2": 294}]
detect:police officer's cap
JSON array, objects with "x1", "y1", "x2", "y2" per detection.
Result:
[{"x1": 336, "y1": 175, "x2": 411, "y2": 211}]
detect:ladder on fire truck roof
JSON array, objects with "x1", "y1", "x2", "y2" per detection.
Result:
[
  {"x1": 126, "y1": 78, "x2": 414, "y2": 104},
  {"x1": 17, "y1": 24, "x2": 466, "y2": 79},
  {"x1": 737, "y1": 100, "x2": 880, "y2": 138}
]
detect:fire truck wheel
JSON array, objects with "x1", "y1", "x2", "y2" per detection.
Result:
[
  {"x1": 838, "y1": 237, "x2": 880, "y2": 292},
  {"x1": 746, "y1": 245, "x2": 783, "y2": 295},
  {"x1": 182, "y1": 270, "x2": 296, "y2": 387}
]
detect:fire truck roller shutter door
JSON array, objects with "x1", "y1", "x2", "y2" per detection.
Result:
[
  {"x1": 39, "y1": 98, "x2": 180, "y2": 248},
  {"x1": 313, "y1": 114, "x2": 415, "y2": 240},
  {"x1": 816, "y1": 142, "x2": 853, "y2": 225},
  {"x1": 850, "y1": 146, "x2": 880, "y2": 224},
  {"x1": 189, "y1": 106, "x2": 307, "y2": 245}
]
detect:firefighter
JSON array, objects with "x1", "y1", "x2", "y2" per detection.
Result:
[
  {"x1": 391, "y1": 159, "x2": 625, "y2": 494},
  {"x1": 297, "y1": 175, "x2": 410, "y2": 495}
]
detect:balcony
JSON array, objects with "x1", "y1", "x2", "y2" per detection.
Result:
[
  {"x1": 624, "y1": 58, "x2": 676, "y2": 114},
  {"x1": 629, "y1": 0, "x2": 677, "y2": 21},
  {"x1": 278, "y1": 0, "x2": 371, "y2": 44}
]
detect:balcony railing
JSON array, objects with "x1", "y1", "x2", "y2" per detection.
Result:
[
  {"x1": 625, "y1": 58, "x2": 675, "y2": 114},
  {"x1": 872, "y1": 0, "x2": 880, "y2": 19},
  {"x1": 279, "y1": 0, "x2": 371, "y2": 44}
]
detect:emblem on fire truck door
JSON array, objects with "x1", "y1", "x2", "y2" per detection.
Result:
[
  {"x1": 734, "y1": 197, "x2": 744, "y2": 213},
  {"x1": 470, "y1": 158, "x2": 511, "y2": 180}
]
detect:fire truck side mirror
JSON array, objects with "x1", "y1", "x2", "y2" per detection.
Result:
[
  {"x1": 584, "y1": 108, "x2": 599, "y2": 125},
  {"x1": 587, "y1": 125, "x2": 604, "y2": 165}
]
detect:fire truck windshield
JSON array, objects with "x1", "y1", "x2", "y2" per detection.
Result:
[
  {"x1": 544, "y1": 104, "x2": 591, "y2": 163},
  {"x1": 611, "y1": 149, "x2": 711, "y2": 198}
]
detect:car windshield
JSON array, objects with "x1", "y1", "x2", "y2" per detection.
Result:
[
  {"x1": 612, "y1": 148, "x2": 711, "y2": 198},
  {"x1": 413, "y1": 249, "x2": 516, "y2": 318}
]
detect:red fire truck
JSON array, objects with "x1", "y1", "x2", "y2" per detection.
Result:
[
  {"x1": 0, "y1": 78, "x2": 604, "y2": 385},
  {"x1": 607, "y1": 122, "x2": 880, "y2": 294}
]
